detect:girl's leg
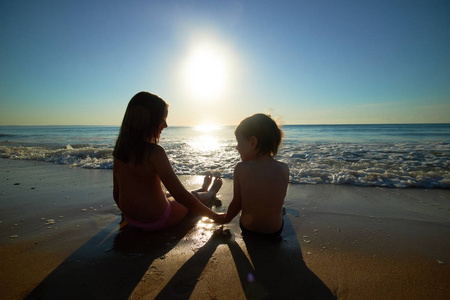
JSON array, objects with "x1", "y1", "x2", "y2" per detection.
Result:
[
  {"x1": 165, "y1": 173, "x2": 213, "y2": 198},
  {"x1": 193, "y1": 176, "x2": 223, "y2": 204},
  {"x1": 165, "y1": 175, "x2": 222, "y2": 228},
  {"x1": 192, "y1": 173, "x2": 213, "y2": 193},
  {"x1": 165, "y1": 197, "x2": 189, "y2": 228}
]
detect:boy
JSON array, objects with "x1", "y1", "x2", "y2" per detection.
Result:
[{"x1": 220, "y1": 114, "x2": 289, "y2": 238}]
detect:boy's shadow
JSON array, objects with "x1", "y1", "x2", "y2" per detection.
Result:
[
  {"x1": 25, "y1": 210, "x2": 213, "y2": 300},
  {"x1": 156, "y1": 209, "x2": 336, "y2": 299}
]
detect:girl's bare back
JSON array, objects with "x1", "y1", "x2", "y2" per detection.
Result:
[
  {"x1": 114, "y1": 144, "x2": 223, "y2": 229},
  {"x1": 113, "y1": 155, "x2": 169, "y2": 223}
]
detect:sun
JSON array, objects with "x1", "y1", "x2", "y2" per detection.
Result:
[{"x1": 183, "y1": 42, "x2": 228, "y2": 100}]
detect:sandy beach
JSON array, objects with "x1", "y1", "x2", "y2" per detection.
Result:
[{"x1": 1, "y1": 158, "x2": 449, "y2": 299}]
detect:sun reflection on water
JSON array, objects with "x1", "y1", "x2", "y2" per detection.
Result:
[
  {"x1": 190, "y1": 135, "x2": 220, "y2": 152},
  {"x1": 189, "y1": 125, "x2": 222, "y2": 152}
]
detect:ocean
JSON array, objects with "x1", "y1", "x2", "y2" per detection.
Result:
[{"x1": 0, "y1": 124, "x2": 449, "y2": 189}]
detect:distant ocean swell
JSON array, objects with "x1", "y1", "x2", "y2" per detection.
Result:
[{"x1": 1, "y1": 140, "x2": 449, "y2": 189}]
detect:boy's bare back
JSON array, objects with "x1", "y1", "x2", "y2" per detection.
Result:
[{"x1": 236, "y1": 157, "x2": 289, "y2": 233}]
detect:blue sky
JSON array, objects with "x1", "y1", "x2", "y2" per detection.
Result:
[{"x1": 1, "y1": 0, "x2": 449, "y2": 126}]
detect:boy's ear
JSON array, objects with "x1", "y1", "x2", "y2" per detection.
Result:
[{"x1": 250, "y1": 136, "x2": 258, "y2": 149}]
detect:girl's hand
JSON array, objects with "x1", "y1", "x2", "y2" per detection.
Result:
[{"x1": 213, "y1": 213, "x2": 227, "y2": 224}]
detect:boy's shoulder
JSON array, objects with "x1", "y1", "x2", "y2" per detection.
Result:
[
  {"x1": 270, "y1": 159, "x2": 289, "y2": 174},
  {"x1": 274, "y1": 159, "x2": 289, "y2": 170},
  {"x1": 234, "y1": 160, "x2": 247, "y2": 170},
  {"x1": 235, "y1": 158, "x2": 288, "y2": 172},
  {"x1": 234, "y1": 160, "x2": 252, "y2": 174}
]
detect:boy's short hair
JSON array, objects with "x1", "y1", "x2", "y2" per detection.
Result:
[{"x1": 235, "y1": 113, "x2": 283, "y2": 156}]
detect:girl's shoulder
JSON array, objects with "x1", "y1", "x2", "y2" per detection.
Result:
[
  {"x1": 146, "y1": 143, "x2": 165, "y2": 156},
  {"x1": 145, "y1": 144, "x2": 168, "y2": 168}
]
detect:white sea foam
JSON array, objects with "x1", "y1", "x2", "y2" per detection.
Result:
[
  {"x1": 280, "y1": 142, "x2": 450, "y2": 188},
  {"x1": 1, "y1": 125, "x2": 449, "y2": 188},
  {"x1": 0, "y1": 145, "x2": 113, "y2": 169}
]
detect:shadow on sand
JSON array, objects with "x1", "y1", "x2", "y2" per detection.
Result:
[
  {"x1": 25, "y1": 212, "x2": 204, "y2": 300},
  {"x1": 156, "y1": 209, "x2": 336, "y2": 299},
  {"x1": 26, "y1": 208, "x2": 335, "y2": 300}
]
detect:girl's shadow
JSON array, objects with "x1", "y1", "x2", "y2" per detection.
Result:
[
  {"x1": 25, "y1": 210, "x2": 213, "y2": 300},
  {"x1": 156, "y1": 209, "x2": 336, "y2": 299}
]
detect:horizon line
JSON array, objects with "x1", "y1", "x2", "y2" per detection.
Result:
[{"x1": 1, "y1": 122, "x2": 449, "y2": 127}]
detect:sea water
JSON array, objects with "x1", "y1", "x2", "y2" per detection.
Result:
[{"x1": 0, "y1": 124, "x2": 449, "y2": 188}]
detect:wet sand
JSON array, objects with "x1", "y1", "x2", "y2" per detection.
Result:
[{"x1": 0, "y1": 158, "x2": 449, "y2": 299}]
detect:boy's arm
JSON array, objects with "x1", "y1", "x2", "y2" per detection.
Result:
[
  {"x1": 221, "y1": 165, "x2": 242, "y2": 223},
  {"x1": 151, "y1": 145, "x2": 220, "y2": 220}
]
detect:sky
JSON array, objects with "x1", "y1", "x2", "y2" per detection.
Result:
[{"x1": 1, "y1": 0, "x2": 449, "y2": 126}]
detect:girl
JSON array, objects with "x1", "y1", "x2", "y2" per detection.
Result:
[{"x1": 113, "y1": 92, "x2": 223, "y2": 231}]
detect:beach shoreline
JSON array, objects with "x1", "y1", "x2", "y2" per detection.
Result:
[{"x1": 1, "y1": 158, "x2": 449, "y2": 299}]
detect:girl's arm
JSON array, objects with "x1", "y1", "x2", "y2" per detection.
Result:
[
  {"x1": 221, "y1": 165, "x2": 242, "y2": 224},
  {"x1": 112, "y1": 162, "x2": 120, "y2": 209},
  {"x1": 151, "y1": 145, "x2": 220, "y2": 220}
]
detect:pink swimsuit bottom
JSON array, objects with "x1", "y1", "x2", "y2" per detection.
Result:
[{"x1": 124, "y1": 202, "x2": 172, "y2": 232}]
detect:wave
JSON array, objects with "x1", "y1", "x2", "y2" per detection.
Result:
[
  {"x1": 1, "y1": 141, "x2": 449, "y2": 189},
  {"x1": 280, "y1": 142, "x2": 450, "y2": 188},
  {"x1": 0, "y1": 145, "x2": 113, "y2": 169}
]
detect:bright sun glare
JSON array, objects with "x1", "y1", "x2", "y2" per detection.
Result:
[
  {"x1": 191, "y1": 135, "x2": 220, "y2": 152},
  {"x1": 190, "y1": 124, "x2": 221, "y2": 152},
  {"x1": 183, "y1": 42, "x2": 228, "y2": 100}
]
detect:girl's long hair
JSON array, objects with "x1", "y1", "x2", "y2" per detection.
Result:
[{"x1": 113, "y1": 92, "x2": 168, "y2": 165}]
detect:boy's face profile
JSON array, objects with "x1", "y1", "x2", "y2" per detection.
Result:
[{"x1": 235, "y1": 134, "x2": 256, "y2": 161}]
